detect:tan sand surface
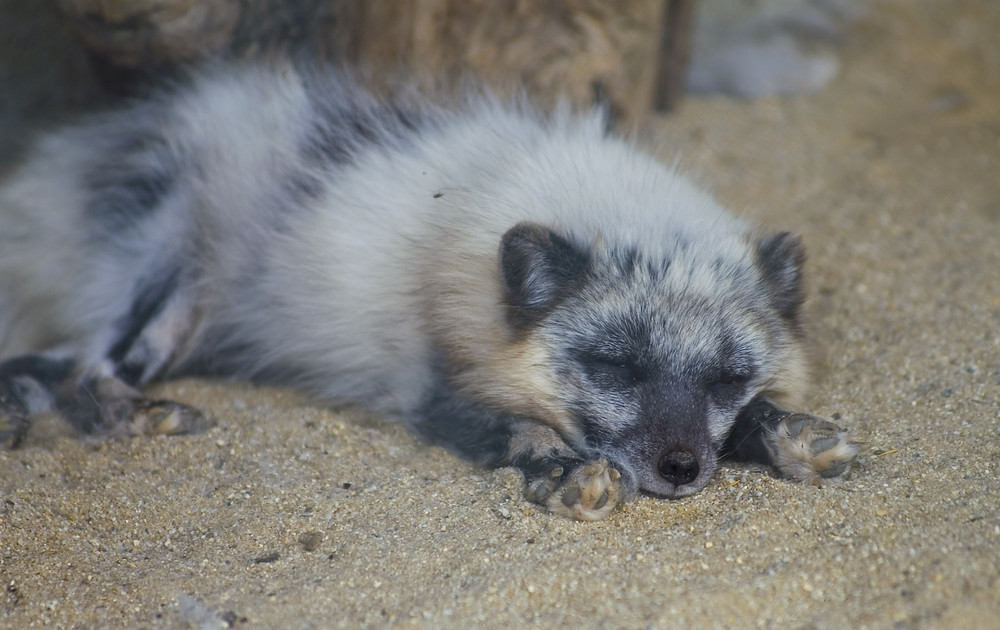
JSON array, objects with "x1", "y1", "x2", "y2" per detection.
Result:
[{"x1": 2, "y1": 1, "x2": 999, "y2": 627}]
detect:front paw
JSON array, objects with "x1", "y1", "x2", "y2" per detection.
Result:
[
  {"x1": 525, "y1": 458, "x2": 622, "y2": 521},
  {"x1": 766, "y1": 413, "x2": 859, "y2": 484}
]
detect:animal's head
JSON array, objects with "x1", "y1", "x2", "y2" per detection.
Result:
[{"x1": 499, "y1": 221, "x2": 811, "y2": 498}]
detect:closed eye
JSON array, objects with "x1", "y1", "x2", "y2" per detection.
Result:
[
  {"x1": 709, "y1": 370, "x2": 753, "y2": 400},
  {"x1": 579, "y1": 352, "x2": 645, "y2": 387}
]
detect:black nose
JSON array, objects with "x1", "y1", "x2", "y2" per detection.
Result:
[{"x1": 658, "y1": 449, "x2": 700, "y2": 486}]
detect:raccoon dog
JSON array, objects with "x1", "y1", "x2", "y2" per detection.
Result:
[{"x1": 0, "y1": 61, "x2": 857, "y2": 520}]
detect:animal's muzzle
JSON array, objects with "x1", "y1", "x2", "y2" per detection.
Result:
[{"x1": 633, "y1": 441, "x2": 714, "y2": 498}]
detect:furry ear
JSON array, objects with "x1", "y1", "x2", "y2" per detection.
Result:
[
  {"x1": 499, "y1": 222, "x2": 590, "y2": 328},
  {"x1": 757, "y1": 231, "x2": 806, "y2": 320}
]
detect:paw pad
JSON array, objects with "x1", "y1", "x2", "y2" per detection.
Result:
[
  {"x1": 545, "y1": 458, "x2": 621, "y2": 521},
  {"x1": 125, "y1": 400, "x2": 210, "y2": 437},
  {"x1": 768, "y1": 413, "x2": 859, "y2": 484}
]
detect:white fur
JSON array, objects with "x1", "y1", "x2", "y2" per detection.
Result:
[{"x1": 0, "y1": 62, "x2": 798, "y2": 425}]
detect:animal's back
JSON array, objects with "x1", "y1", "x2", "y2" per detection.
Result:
[{"x1": 229, "y1": 86, "x2": 752, "y2": 420}]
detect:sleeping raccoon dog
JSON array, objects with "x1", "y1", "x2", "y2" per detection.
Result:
[{"x1": 0, "y1": 60, "x2": 858, "y2": 520}]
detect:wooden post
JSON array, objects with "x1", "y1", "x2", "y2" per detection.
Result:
[{"x1": 652, "y1": 0, "x2": 696, "y2": 112}]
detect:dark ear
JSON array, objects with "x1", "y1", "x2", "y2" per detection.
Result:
[
  {"x1": 757, "y1": 231, "x2": 806, "y2": 320},
  {"x1": 499, "y1": 222, "x2": 590, "y2": 328}
]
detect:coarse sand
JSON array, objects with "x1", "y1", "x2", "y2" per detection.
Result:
[{"x1": 2, "y1": 1, "x2": 999, "y2": 627}]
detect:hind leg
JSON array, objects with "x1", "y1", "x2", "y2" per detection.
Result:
[
  {"x1": 0, "y1": 354, "x2": 74, "y2": 447},
  {"x1": 1, "y1": 281, "x2": 209, "y2": 447},
  {"x1": 0, "y1": 352, "x2": 207, "y2": 448},
  {"x1": 58, "y1": 360, "x2": 208, "y2": 439}
]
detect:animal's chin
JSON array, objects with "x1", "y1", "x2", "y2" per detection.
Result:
[
  {"x1": 640, "y1": 483, "x2": 707, "y2": 500},
  {"x1": 633, "y1": 460, "x2": 717, "y2": 499}
]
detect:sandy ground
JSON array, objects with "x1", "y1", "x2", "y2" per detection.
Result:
[{"x1": 2, "y1": 1, "x2": 999, "y2": 627}]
